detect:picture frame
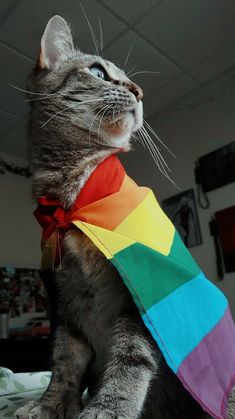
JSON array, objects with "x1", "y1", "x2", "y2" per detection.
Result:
[{"x1": 162, "y1": 189, "x2": 202, "y2": 248}]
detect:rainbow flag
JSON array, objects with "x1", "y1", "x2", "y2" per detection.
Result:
[{"x1": 35, "y1": 155, "x2": 235, "y2": 419}]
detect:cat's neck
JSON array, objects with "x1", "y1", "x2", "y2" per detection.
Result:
[
  {"x1": 29, "y1": 114, "x2": 126, "y2": 208},
  {"x1": 32, "y1": 147, "x2": 116, "y2": 209}
]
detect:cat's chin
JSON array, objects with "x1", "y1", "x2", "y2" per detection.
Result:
[
  {"x1": 97, "y1": 102, "x2": 143, "y2": 151},
  {"x1": 102, "y1": 115, "x2": 134, "y2": 150},
  {"x1": 102, "y1": 131, "x2": 132, "y2": 151},
  {"x1": 109, "y1": 101, "x2": 143, "y2": 135},
  {"x1": 132, "y1": 100, "x2": 143, "y2": 132}
]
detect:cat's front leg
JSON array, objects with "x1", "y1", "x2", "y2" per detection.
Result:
[
  {"x1": 227, "y1": 384, "x2": 235, "y2": 419},
  {"x1": 79, "y1": 317, "x2": 156, "y2": 419},
  {"x1": 15, "y1": 325, "x2": 92, "y2": 419}
]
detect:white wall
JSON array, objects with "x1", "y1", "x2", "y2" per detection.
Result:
[
  {"x1": 122, "y1": 73, "x2": 235, "y2": 315},
  {"x1": 0, "y1": 151, "x2": 41, "y2": 268}
]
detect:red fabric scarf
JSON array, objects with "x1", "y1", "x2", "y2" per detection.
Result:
[{"x1": 34, "y1": 155, "x2": 125, "y2": 240}]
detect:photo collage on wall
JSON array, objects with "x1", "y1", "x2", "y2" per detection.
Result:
[{"x1": 0, "y1": 267, "x2": 48, "y2": 318}]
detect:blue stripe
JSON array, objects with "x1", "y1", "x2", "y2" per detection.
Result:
[{"x1": 142, "y1": 272, "x2": 228, "y2": 372}]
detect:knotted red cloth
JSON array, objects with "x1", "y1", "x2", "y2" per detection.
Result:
[{"x1": 34, "y1": 154, "x2": 125, "y2": 245}]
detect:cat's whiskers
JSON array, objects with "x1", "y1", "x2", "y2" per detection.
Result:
[
  {"x1": 132, "y1": 133, "x2": 146, "y2": 150},
  {"x1": 144, "y1": 120, "x2": 176, "y2": 158},
  {"x1": 88, "y1": 104, "x2": 110, "y2": 146},
  {"x1": 11, "y1": 84, "x2": 59, "y2": 97},
  {"x1": 143, "y1": 130, "x2": 178, "y2": 187},
  {"x1": 138, "y1": 128, "x2": 155, "y2": 162},
  {"x1": 80, "y1": 2, "x2": 100, "y2": 55},
  {"x1": 11, "y1": 83, "x2": 90, "y2": 104},
  {"x1": 112, "y1": 103, "x2": 118, "y2": 122},
  {"x1": 25, "y1": 90, "x2": 88, "y2": 102},
  {"x1": 140, "y1": 127, "x2": 169, "y2": 176},
  {"x1": 41, "y1": 105, "x2": 74, "y2": 128},
  {"x1": 97, "y1": 107, "x2": 106, "y2": 144},
  {"x1": 41, "y1": 98, "x2": 103, "y2": 128},
  {"x1": 141, "y1": 126, "x2": 171, "y2": 172},
  {"x1": 123, "y1": 41, "x2": 135, "y2": 69},
  {"x1": 126, "y1": 67, "x2": 137, "y2": 77},
  {"x1": 25, "y1": 94, "x2": 60, "y2": 102},
  {"x1": 137, "y1": 126, "x2": 178, "y2": 188},
  {"x1": 83, "y1": 103, "x2": 108, "y2": 147},
  {"x1": 97, "y1": 105, "x2": 112, "y2": 144},
  {"x1": 98, "y1": 16, "x2": 104, "y2": 52},
  {"x1": 84, "y1": 104, "x2": 105, "y2": 118},
  {"x1": 138, "y1": 128, "x2": 167, "y2": 176},
  {"x1": 128, "y1": 70, "x2": 160, "y2": 78}
]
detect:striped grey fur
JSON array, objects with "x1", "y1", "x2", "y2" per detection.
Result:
[{"x1": 15, "y1": 16, "x2": 212, "y2": 419}]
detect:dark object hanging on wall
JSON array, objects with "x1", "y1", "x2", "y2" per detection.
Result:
[
  {"x1": 162, "y1": 189, "x2": 202, "y2": 248},
  {"x1": 0, "y1": 157, "x2": 31, "y2": 178},
  {"x1": 210, "y1": 205, "x2": 235, "y2": 280},
  {"x1": 195, "y1": 140, "x2": 235, "y2": 209},
  {"x1": 209, "y1": 220, "x2": 223, "y2": 280}
]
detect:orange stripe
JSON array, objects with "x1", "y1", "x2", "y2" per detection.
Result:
[{"x1": 76, "y1": 174, "x2": 149, "y2": 230}]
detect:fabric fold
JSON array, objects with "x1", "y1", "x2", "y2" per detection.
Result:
[{"x1": 34, "y1": 154, "x2": 235, "y2": 418}]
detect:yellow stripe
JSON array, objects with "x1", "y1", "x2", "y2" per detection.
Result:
[
  {"x1": 114, "y1": 190, "x2": 175, "y2": 256},
  {"x1": 72, "y1": 220, "x2": 136, "y2": 259},
  {"x1": 73, "y1": 190, "x2": 175, "y2": 258}
]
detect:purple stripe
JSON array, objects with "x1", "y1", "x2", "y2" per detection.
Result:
[{"x1": 177, "y1": 308, "x2": 235, "y2": 419}]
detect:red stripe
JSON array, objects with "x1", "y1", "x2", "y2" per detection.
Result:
[
  {"x1": 34, "y1": 155, "x2": 125, "y2": 240},
  {"x1": 75, "y1": 155, "x2": 125, "y2": 208}
]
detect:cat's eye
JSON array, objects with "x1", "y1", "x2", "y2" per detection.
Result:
[{"x1": 89, "y1": 64, "x2": 108, "y2": 81}]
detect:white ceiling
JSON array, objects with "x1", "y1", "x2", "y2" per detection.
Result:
[{"x1": 0, "y1": 0, "x2": 235, "y2": 158}]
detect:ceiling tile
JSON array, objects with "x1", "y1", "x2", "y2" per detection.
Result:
[
  {"x1": 0, "y1": 43, "x2": 33, "y2": 83},
  {"x1": 0, "y1": 43, "x2": 33, "y2": 117},
  {"x1": 0, "y1": 118, "x2": 27, "y2": 158},
  {"x1": 0, "y1": 0, "x2": 17, "y2": 21},
  {"x1": 136, "y1": 0, "x2": 235, "y2": 69},
  {"x1": 144, "y1": 74, "x2": 198, "y2": 117},
  {"x1": 100, "y1": 0, "x2": 158, "y2": 24},
  {"x1": 190, "y1": 41, "x2": 235, "y2": 82},
  {"x1": 0, "y1": 0, "x2": 126, "y2": 60},
  {"x1": 1, "y1": 0, "x2": 234, "y2": 160},
  {"x1": 0, "y1": 78, "x2": 28, "y2": 117},
  {"x1": 0, "y1": 109, "x2": 21, "y2": 138},
  {"x1": 103, "y1": 30, "x2": 182, "y2": 97}
]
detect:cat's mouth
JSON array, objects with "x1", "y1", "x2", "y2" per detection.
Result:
[
  {"x1": 100, "y1": 101, "x2": 143, "y2": 150},
  {"x1": 105, "y1": 101, "x2": 143, "y2": 133},
  {"x1": 104, "y1": 111, "x2": 134, "y2": 135}
]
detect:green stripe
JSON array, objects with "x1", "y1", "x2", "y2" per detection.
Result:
[
  {"x1": 112, "y1": 231, "x2": 200, "y2": 311},
  {"x1": 170, "y1": 232, "x2": 200, "y2": 276}
]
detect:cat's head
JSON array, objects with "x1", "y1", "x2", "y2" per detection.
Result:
[{"x1": 28, "y1": 15, "x2": 143, "y2": 153}]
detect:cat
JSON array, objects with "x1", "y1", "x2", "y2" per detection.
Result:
[{"x1": 15, "y1": 15, "x2": 218, "y2": 419}]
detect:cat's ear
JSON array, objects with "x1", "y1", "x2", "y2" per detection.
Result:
[{"x1": 37, "y1": 15, "x2": 74, "y2": 70}]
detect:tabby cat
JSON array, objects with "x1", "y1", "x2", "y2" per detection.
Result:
[{"x1": 15, "y1": 15, "x2": 214, "y2": 419}]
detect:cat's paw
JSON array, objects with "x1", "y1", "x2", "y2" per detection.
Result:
[
  {"x1": 79, "y1": 407, "x2": 127, "y2": 419},
  {"x1": 15, "y1": 401, "x2": 38, "y2": 418},
  {"x1": 15, "y1": 400, "x2": 80, "y2": 419},
  {"x1": 227, "y1": 385, "x2": 235, "y2": 419},
  {"x1": 15, "y1": 403, "x2": 57, "y2": 419}
]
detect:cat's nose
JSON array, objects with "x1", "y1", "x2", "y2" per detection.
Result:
[{"x1": 129, "y1": 82, "x2": 143, "y2": 102}]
